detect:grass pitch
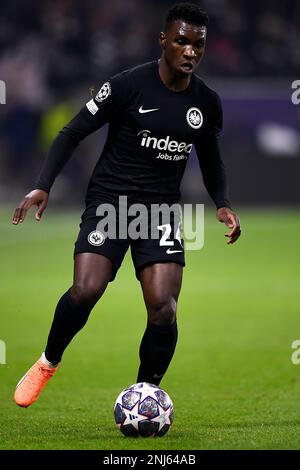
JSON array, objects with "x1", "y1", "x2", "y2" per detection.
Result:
[{"x1": 0, "y1": 206, "x2": 300, "y2": 450}]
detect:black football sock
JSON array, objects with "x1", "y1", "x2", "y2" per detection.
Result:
[
  {"x1": 137, "y1": 321, "x2": 178, "y2": 386},
  {"x1": 45, "y1": 289, "x2": 93, "y2": 364}
]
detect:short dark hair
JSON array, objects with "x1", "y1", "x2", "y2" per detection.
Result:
[{"x1": 165, "y1": 2, "x2": 209, "y2": 31}]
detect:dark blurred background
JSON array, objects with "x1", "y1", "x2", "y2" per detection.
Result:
[{"x1": 0, "y1": 0, "x2": 299, "y2": 206}]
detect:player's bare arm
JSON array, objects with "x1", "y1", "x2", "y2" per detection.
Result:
[
  {"x1": 12, "y1": 189, "x2": 49, "y2": 225},
  {"x1": 216, "y1": 207, "x2": 241, "y2": 245}
]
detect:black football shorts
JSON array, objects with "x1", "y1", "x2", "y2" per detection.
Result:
[{"x1": 74, "y1": 202, "x2": 185, "y2": 281}]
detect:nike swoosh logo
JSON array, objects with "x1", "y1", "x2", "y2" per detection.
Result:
[
  {"x1": 139, "y1": 106, "x2": 159, "y2": 114},
  {"x1": 166, "y1": 248, "x2": 183, "y2": 254},
  {"x1": 153, "y1": 373, "x2": 164, "y2": 379},
  {"x1": 16, "y1": 368, "x2": 32, "y2": 388}
]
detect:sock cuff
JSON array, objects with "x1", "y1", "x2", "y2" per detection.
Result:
[
  {"x1": 41, "y1": 352, "x2": 59, "y2": 368},
  {"x1": 146, "y1": 321, "x2": 177, "y2": 332}
]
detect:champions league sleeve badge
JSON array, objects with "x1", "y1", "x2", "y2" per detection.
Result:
[{"x1": 95, "y1": 82, "x2": 112, "y2": 102}]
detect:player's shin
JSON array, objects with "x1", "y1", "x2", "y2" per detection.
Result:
[
  {"x1": 137, "y1": 321, "x2": 178, "y2": 385},
  {"x1": 44, "y1": 289, "x2": 93, "y2": 364}
]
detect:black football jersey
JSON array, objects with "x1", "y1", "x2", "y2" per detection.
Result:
[{"x1": 36, "y1": 60, "x2": 230, "y2": 208}]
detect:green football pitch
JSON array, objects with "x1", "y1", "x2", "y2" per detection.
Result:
[{"x1": 0, "y1": 206, "x2": 299, "y2": 450}]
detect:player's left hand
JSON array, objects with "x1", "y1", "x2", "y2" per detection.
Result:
[{"x1": 216, "y1": 207, "x2": 241, "y2": 244}]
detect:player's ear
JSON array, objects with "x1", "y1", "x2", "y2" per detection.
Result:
[{"x1": 159, "y1": 32, "x2": 166, "y2": 49}]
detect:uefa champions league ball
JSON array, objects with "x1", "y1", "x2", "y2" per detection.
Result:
[{"x1": 113, "y1": 382, "x2": 174, "y2": 437}]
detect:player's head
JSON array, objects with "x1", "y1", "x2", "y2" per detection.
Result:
[{"x1": 160, "y1": 3, "x2": 209, "y2": 75}]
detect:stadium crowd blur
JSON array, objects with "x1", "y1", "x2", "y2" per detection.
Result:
[{"x1": 0, "y1": 0, "x2": 299, "y2": 205}]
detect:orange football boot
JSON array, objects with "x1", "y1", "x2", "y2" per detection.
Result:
[{"x1": 14, "y1": 358, "x2": 59, "y2": 407}]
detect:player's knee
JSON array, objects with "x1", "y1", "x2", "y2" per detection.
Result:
[
  {"x1": 147, "y1": 297, "x2": 177, "y2": 326},
  {"x1": 70, "y1": 282, "x2": 102, "y2": 308}
]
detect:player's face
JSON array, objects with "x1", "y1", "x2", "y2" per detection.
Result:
[{"x1": 160, "y1": 20, "x2": 206, "y2": 75}]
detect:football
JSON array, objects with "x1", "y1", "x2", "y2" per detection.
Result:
[{"x1": 113, "y1": 382, "x2": 174, "y2": 437}]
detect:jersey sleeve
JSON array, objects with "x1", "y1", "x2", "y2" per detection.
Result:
[
  {"x1": 35, "y1": 71, "x2": 131, "y2": 193},
  {"x1": 194, "y1": 92, "x2": 231, "y2": 209}
]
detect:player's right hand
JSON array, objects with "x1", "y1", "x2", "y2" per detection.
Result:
[{"x1": 12, "y1": 189, "x2": 49, "y2": 225}]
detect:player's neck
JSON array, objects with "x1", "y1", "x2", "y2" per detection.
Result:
[{"x1": 158, "y1": 57, "x2": 191, "y2": 92}]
